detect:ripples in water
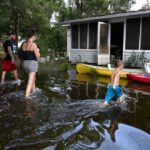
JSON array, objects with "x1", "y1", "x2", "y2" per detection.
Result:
[
  {"x1": 0, "y1": 67, "x2": 150, "y2": 150},
  {"x1": 1, "y1": 89, "x2": 149, "y2": 150}
]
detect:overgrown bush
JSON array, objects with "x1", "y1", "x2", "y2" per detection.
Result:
[
  {"x1": 125, "y1": 52, "x2": 149, "y2": 68},
  {"x1": 60, "y1": 63, "x2": 74, "y2": 71}
]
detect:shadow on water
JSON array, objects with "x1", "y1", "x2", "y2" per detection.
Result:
[{"x1": 0, "y1": 65, "x2": 150, "y2": 150}]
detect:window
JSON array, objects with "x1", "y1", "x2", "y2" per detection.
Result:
[
  {"x1": 141, "y1": 17, "x2": 150, "y2": 50},
  {"x1": 71, "y1": 25, "x2": 78, "y2": 49},
  {"x1": 80, "y1": 24, "x2": 87, "y2": 49},
  {"x1": 89, "y1": 22, "x2": 97, "y2": 49},
  {"x1": 126, "y1": 18, "x2": 140, "y2": 49},
  {"x1": 71, "y1": 23, "x2": 97, "y2": 49}
]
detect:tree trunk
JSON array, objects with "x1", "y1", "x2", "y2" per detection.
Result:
[{"x1": 14, "y1": 13, "x2": 20, "y2": 48}]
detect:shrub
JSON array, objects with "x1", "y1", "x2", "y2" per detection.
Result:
[
  {"x1": 125, "y1": 51, "x2": 149, "y2": 68},
  {"x1": 60, "y1": 62, "x2": 75, "y2": 72},
  {"x1": 89, "y1": 68, "x2": 100, "y2": 79}
]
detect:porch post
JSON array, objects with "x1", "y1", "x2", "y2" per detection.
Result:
[
  {"x1": 123, "y1": 19, "x2": 127, "y2": 62},
  {"x1": 139, "y1": 17, "x2": 142, "y2": 51},
  {"x1": 87, "y1": 23, "x2": 89, "y2": 49},
  {"x1": 67, "y1": 26, "x2": 71, "y2": 59},
  {"x1": 78, "y1": 24, "x2": 80, "y2": 49},
  {"x1": 108, "y1": 23, "x2": 111, "y2": 62},
  {"x1": 97, "y1": 22, "x2": 100, "y2": 65}
]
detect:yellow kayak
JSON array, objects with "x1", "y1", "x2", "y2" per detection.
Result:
[
  {"x1": 97, "y1": 76, "x2": 128, "y2": 86},
  {"x1": 76, "y1": 74, "x2": 92, "y2": 82},
  {"x1": 76, "y1": 63, "x2": 128, "y2": 79},
  {"x1": 76, "y1": 73, "x2": 128, "y2": 86},
  {"x1": 76, "y1": 64, "x2": 92, "y2": 74},
  {"x1": 96, "y1": 68, "x2": 127, "y2": 78}
]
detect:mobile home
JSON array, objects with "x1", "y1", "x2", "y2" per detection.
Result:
[{"x1": 61, "y1": 10, "x2": 150, "y2": 65}]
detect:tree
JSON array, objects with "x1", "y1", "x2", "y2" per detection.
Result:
[
  {"x1": 0, "y1": 0, "x2": 136, "y2": 54},
  {"x1": 0, "y1": 0, "x2": 55, "y2": 36},
  {"x1": 142, "y1": 0, "x2": 150, "y2": 10},
  {"x1": 108, "y1": 0, "x2": 135, "y2": 13},
  {"x1": 59, "y1": 0, "x2": 136, "y2": 21},
  {"x1": 0, "y1": 0, "x2": 65, "y2": 54}
]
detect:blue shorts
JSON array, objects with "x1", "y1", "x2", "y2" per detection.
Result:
[{"x1": 105, "y1": 84, "x2": 123, "y2": 102}]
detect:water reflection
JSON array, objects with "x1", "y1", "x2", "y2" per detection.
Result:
[
  {"x1": 103, "y1": 107, "x2": 122, "y2": 142},
  {"x1": 0, "y1": 68, "x2": 150, "y2": 150},
  {"x1": 43, "y1": 107, "x2": 150, "y2": 150},
  {"x1": 76, "y1": 73, "x2": 150, "y2": 94}
]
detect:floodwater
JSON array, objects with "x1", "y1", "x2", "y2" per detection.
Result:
[{"x1": 0, "y1": 64, "x2": 150, "y2": 150}]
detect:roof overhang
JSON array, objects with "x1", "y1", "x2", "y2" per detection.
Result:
[{"x1": 60, "y1": 9, "x2": 150, "y2": 25}]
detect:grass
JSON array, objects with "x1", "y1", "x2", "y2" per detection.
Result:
[{"x1": 89, "y1": 68, "x2": 101, "y2": 79}]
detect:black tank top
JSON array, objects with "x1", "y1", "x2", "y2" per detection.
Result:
[
  {"x1": 21, "y1": 43, "x2": 37, "y2": 61},
  {"x1": 22, "y1": 50, "x2": 37, "y2": 61}
]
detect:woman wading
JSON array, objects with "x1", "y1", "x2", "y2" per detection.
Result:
[{"x1": 21, "y1": 30, "x2": 40, "y2": 98}]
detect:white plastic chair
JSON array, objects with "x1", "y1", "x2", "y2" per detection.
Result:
[
  {"x1": 144, "y1": 63, "x2": 150, "y2": 73},
  {"x1": 107, "y1": 64, "x2": 112, "y2": 70}
]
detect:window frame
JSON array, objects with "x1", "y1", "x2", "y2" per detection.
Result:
[
  {"x1": 71, "y1": 22, "x2": 98, "y2": 50},
  {"x1": 79, "y1": 23, "x2": 88, "y2": 49},
  {"x1": 124, "y1": 16, "x2": 150, "y2": 52},
  {"x1": 141, "y1": 17, "x2": 150, "y2": 51},
  {"x1": 89, "y1": 22, "x2": 98, "y2": 49},
  {"x1": 125, "y1": 18, "x2": 141, "y2": 50},
  {"x1": 71, "y1": 24, "x2": 79, "y2": 49}
]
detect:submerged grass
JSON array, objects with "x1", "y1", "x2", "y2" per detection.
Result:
[
  {"x1": 89, "y1": 68, "x2": 101, "y2": 79},
  {"x1": 60, "y1": 62, "x2": 75, "y2": 72}
]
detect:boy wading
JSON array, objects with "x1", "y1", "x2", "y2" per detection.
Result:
[{"x1": 103, "y1": 60, "x2": 125, "y2": 107}]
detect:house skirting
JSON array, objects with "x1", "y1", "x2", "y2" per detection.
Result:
[{"x1": 69, "y1": 49, "x2": 98, "y2": 64}]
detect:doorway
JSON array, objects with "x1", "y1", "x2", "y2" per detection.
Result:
[
  {"x1": 110, "y1": 22, "x2": 124, "y2": 61},
  {"x1": 97, "y1": 22, "x2": 110, "y2": 65}
]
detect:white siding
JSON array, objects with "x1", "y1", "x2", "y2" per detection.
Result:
[
  {"x1": 70, "y1": 49, "x2": 98, "y2": 64},
  {"x1": 123, "y1": 51, "x2": 150, "y2": 61}
]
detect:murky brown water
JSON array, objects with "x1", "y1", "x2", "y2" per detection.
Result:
[{"x1": 0, "y1": 64, "x2": 150, "y2": 150}]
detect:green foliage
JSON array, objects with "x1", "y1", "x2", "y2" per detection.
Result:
[
  {"x1": 125, "y1": 52, "x2": 150, "y2": 68},
  {"x1": 48, "y1": 26, "x2": 67, "y2": 52},
  {"x1": 142, "y1": 0, "x2": 150, "y2": 10},
  {"x1": 59, "y1": 0, "x2": 136, "y2": 21},
  {"x1": 108, "y1": 0, "x2": 135, "y2": 13},
  {"x1": 89, "y1": 68, "x2": 100, "y2": 79},
  {"x1": 0, "y1": 0, "x2": 66, "y2": 54},
  {"x1": 0, "y1": 0, "x2": 52, "y2": 34},
  {"x1": 60, "y1": 62, "x2": 75, "y2": 72},
  {"x1": 0, "y1": 0, "x2": 136, "y2": 55}
]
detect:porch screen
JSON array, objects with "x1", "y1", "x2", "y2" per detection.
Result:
[
  {"x1": 89, "y1": 22, "x2": 97, "y2": 49},
  {"x1": 141, "y1": 17, "x2": 150, "y2": 50},
  {"x1": 126, "y1": 18, "x2": 140, "y2": 49},
  {"x1": 71, "y1": 25, "x2": 78, "y2": 49},
  {"x1": 80, "y1": 24, "x2": 87, "y2": 49},
  {"x1": 99, "y1": 24, "x2": 109, "y2": 54}
]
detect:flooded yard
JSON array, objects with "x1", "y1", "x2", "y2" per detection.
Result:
[{"x1": 0, "y1": 63, "x2": 150, "y2": 150}]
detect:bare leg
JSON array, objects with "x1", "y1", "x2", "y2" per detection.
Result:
[
  {"x1": 1, "y1": 71, "x2": 6, "y2": 84},
  {"x1": 103, "y1": 101, "x2": 110, "y2": 107},
  {"x1": 32, "y1": 75, "x2": 36, "y2": 92},
  {"x1": 25, "y1": 72, "x2": 36, "y2": 97},
  {"x1": 100, "y1": 100, "x2": 110, "y2": 108},
  {"x1": 13, "y1": 69, "x2": 19, "y2": 81}
]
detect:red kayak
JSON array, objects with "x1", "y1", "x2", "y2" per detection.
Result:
[{"x1": 127, "y1": 73, "x2": 150, "y2": 84}]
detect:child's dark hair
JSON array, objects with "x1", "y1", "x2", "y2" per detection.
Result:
[
  {"x1": 115, "y1": 60, "x2": 124, "y2": 67},
  {"x1": 26, "y1": 30, "x2": 36, "y2": 40},
  {"x1": 8, "y1": 31, "x2": 17, "y2": 36}
]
